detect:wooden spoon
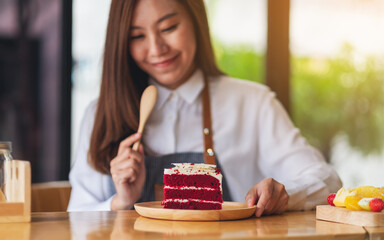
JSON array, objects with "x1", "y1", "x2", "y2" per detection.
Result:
[{"x1": 132, "y1": 85, "x2": 158, "y2": 151}]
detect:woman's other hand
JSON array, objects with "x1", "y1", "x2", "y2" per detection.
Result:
[
  {"x1": 245, "y1": 178, "x2": 289, "y2": 217},
  {"x1": 110, "y1": 133, "x2": 146, "y2": 210}
]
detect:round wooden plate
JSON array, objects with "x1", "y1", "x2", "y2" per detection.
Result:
[{"x1": 134, "y1": 201, "x2": 256, "y2": 221}]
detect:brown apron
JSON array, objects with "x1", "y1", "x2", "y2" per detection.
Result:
[{"x1": 138, "y1": 76, "x2": 232, "y2": 202}]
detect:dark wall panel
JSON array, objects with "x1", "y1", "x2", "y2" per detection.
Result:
[{"x1": 0, "y1": 0, "x2": 72, "y2": 182}]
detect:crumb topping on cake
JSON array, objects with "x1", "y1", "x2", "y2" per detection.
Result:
[{"x1": 164, "y1": 163, "x2": 222, "y2": 181}]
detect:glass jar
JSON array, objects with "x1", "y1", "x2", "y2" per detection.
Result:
[{"x1": 0, "y1": 142, "x2": 13, "y2": 202}]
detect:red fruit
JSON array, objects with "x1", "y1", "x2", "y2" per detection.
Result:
[
  {"x1": 327, "y1": 193, "x2": 336, "y2": 206},
  {"x1": 369, "y1": 198, "x2": 384, "y2": 212}
]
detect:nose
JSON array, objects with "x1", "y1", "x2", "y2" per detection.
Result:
[{"x1": 148, "y1": 33, "x2": 168, "y2": 57}]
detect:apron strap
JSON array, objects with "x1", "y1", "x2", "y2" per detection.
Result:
[{"x1": 202, "y1": 76, "x2": 217, "y2": 165}]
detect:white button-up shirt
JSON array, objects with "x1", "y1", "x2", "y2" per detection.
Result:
[{"x1": 68, "y1": 69, "x2": 342, "y2": 211}]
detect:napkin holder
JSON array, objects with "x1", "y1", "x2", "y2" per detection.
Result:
[{"x1": 0, "y1": 160, "x2": 31, "y2": 223}]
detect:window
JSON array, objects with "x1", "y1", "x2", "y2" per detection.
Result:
[
  {"x1": 206, "y1": 0, "x2": 267, "y2": 83},
  {"x1": 71, "y1": 0, "x2": 110, "y2": 163},
  {"x1": 291, "y1": 0, "x2": 384, "y2": 187}
]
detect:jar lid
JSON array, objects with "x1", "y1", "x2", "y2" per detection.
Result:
[{"x1": 0, "y1": 142, "x2": 12, "y2": 152}]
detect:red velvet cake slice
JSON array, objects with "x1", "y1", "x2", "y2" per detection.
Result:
[{"x1": 161, "y1": 163, "x2": 223, "y2": 210}]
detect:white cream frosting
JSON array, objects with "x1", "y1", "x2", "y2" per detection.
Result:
[
  {"x1": 164, "y1": 163, "x2": 222, "y2": 183},
  {"x1": 164, "y1": 186, "x2": 218, "y2": 191}
]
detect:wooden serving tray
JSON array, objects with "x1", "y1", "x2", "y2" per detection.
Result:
[
  {"x1": 134, "y1": 201, "x2": 256, "y2": 221},
  {"x1": 316, "y1": 205, "x2": 384, "y2": 227}
]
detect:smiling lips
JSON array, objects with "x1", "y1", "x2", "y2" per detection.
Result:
[{"x1": 151, "y1": 54, "x2": 179, "y2": 68}]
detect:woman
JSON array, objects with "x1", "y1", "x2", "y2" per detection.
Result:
[{"x1": 68, "y1": 0, "x2": 342, "y2": 216}]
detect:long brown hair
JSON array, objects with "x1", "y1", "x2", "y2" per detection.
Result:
[{"x1": 89, "y1": 0, "x2": 223, "y2": 174}]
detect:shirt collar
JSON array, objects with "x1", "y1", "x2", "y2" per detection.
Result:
[{"x1": 149, "y1": 69, "x2": 204, "y2": 109}]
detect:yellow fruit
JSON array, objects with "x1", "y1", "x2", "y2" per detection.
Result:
[
  {"x1": 333, "y1": 187, "x2": 351, "y2": 207},
  {"x1": 352, "y1": 186, "x2": 384, "y2": 200},
  {"x1": 345, "y1": 193, "x2": 362, "y2": 211},
  {"x1": 357, "y1": 198, "x2": 374, "y2": 211},
  {"x1": 332, "y1": 186, "x2": 384, "y2": 211}
]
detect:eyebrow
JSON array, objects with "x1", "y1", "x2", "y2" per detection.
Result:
[
  {"x1": 157, "y1": 12, "x2": 178, "y2": 24},
  {"x1": 131, "y1": 12, "x2": 178, "y2": 30}
]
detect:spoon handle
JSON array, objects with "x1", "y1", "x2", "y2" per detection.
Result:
[
  {"x1": 132, "y1": 85, "x2": 158, "y2": 152},
  {"x1": 132, "y1": 139, "x2": 140, "y2": 151}
]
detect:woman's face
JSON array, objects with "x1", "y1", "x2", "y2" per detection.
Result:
[{"x1": 129, "y1": 0, "x2": 197, "y2": 89}]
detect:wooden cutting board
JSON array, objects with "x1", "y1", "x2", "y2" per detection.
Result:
[{"x1": 316, "y1": 205, "x2": 384, "y2": 227}]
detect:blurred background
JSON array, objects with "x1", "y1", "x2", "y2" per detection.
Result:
[{"x1": 0, "y1": 0, "x2": 383, "y2": 187}]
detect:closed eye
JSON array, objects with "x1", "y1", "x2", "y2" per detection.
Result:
[
  {"x1": 130, "y1": 34, "x2": 144, "y2": 40},
  {"x1": 161, "y1": 24, "x2": 178, "y2": 33}
]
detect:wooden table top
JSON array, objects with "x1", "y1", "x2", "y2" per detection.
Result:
[
  {"x1": 0, "y1": 210, "x2": 372, "y2": 240},
  {"x1": 365, "y1": 226, "x2": 384, "y2": 240}
]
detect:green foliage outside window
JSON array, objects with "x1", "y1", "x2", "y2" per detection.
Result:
[
  {"x1": 213, "y1": 41, "x2": 264, "y2": 84},
  {"x1": 213, "y1": 42, "x2": 384, "y2": 161}
]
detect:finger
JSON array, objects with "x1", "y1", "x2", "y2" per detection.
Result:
[
  {"x1": 138, "y1": 144, "x2": 144, "y2": 155},
  {"x1": 245, "y1": 186, "x2": 258, "y2": 207},
  {"x1": 255, "y1": 185, "x2": 273, "y2": 217},
  {"x1": 122, "y1": 168, "x2": 138, "y2": 184},
  {"x1": 118, "y1": 133, "x2": 141, "y2": 155},
  {"x1": 113, "y1": 157, "x2": 140, "y2": 173},
  {"x1": 116, "y1": 155, "x2": 143, "y2": 183},
  {"x1": 112, "y1": 165, "x2": 138, "y2": 184},
  {"x1": 112, "y1": 148, "x2": 143, "y2": 168},
  {"x1": 263, "y1": 181, "x2": 284, "y2": 215},
  {"x1": 123, "y1": 161, "x2": 141, "y2": 183},
  {"x1": 111, "y1": 153, "x2": 144, "y2": 185},
  {"x1": 121, "y1": 147, "x2": 144, "y2": 164},
  {"x1": 110, "y1": 159, "x2": 139, "y2": 179},
  {"x1": 274, "y1": 190, "x2": 289, "y2": 214},
  {"x1": 110, "y1": 151, "x2": 132, "y2": 172},
  {"x1": 127, "y1": 170, "x2": 137, "y2": 183},
  {"x1": 268, "y1": 183, "x2": 287, "y2": 214},
  {"x1": 263, "y1": 190, "x2": 279, "y2": 215},
  {"x1": 110, "y1": 150, "x2": 130, "y2": 168},
  {"x1": 128, "y1": 149, "x2": 144, "y2": 164}
]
